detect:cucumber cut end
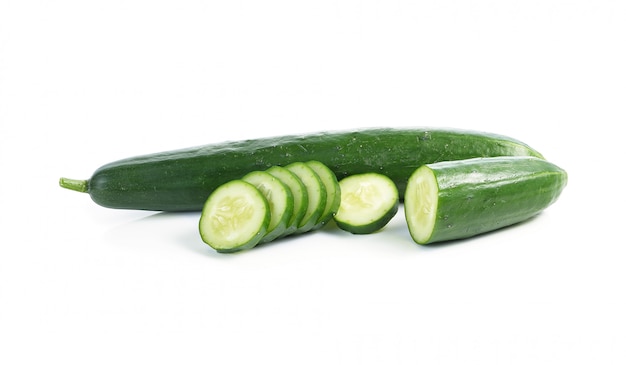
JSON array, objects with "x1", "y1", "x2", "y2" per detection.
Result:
[
  {"x1": 404, "y1": 166, "x2": 439, "y2": 244},
  {"x1": 199, "y1": 180, "x2": 269, "y2": 253}
]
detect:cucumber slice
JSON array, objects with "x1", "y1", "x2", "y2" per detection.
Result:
[
  {"x1": 199, "y1": 180, "x2": 270, "y2": 253},
  {"x1": 334, "y1": 173, "x2": 399, "y2": 234},
  {"x1": 285, "y1": 162, "x2": 327, "y2": 233},
  {"x1": 305, "y1": 160, "x2": 341, "y2": 228},
  {"x1": 265, "y1": 165, "x2": 308, "y2": 237},
  {"x1": 242, "y1": 170, "x2": 294, "y2": 243}
]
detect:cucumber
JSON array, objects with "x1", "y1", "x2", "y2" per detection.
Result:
[
  {"x1": 334, "y1": 173, "x2": 399, "y2": 234},
  {"x1": 285, "y1": 162, "x2": 327, "y2": 233},
  {"x1": 305, "y1": 160, "x2": 341, "y2": 229},
  {"x1": 59, "y1": 128, "x2": 545, "y2": 211},
  {"x1": 265, "y1": 165, "x2": 308, "y2": 237},
  {"x1": 241, "y1": 170, "x2": 294, "y2": 243},
  {"x1": 198, "y1": 180, "x2": 270, "y2": 253},
  {"x1": 404, "y1": 156, "x2": 568, "y2": 245}
]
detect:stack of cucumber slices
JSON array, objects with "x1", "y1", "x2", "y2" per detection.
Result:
[{"x1": 199, "y1": 161, "x2": 343, "y2": 253}]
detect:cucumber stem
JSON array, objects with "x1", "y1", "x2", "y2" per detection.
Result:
[{"x1": 59, "y1": 177, "x2": 88, "y2": 193}]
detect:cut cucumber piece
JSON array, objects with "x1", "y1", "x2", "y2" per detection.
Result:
[
  {"x1": 285, "y1": 162, "x2": 327, "y2": 234},
  {"x1": 199, "y1": 180, "x2": 270, "y2": 253},
  {"x1": 404, "y1": 156, "x2": 568, "y2": 245},
  {"x1": 334, "y1": 173, "x2": 399, "y2": 234},
  {"x1": 242, "y1": 170, "x2": 294, "y2": 243},
  {"x1": 305, "y1": 160, "x2": 341, "y2": 229},
  {"x1": 265, "y1": 165, "x2": 308, "y2": 237}
]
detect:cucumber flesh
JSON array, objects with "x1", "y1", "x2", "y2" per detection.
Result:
[
  {"x1": 242, "y1": 170, "x2": 294, "y2": 243},
  {"x1": 403, "y1": 167, "x2": 439, "y2": 243},
  {"x1": 305, "y1": 160, "x2": 341, "y2": 228},
  {"x1": 265, "y1": 165, "x2": 308, "y2": 237},
  {"x1": 199, "y1": 180, "x2": 270, "y2": 253},
  {"x1": 334, "y1": 173, "x2": 399, "y2": 234},
  {"x1": 285, "y1": 162, "x2": 327, "y2": 233}
]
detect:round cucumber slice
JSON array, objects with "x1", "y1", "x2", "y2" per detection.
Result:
[
  {"x1": 265, "y1": 165, "x2": 308, "y2": 237},
  {"x1": 242, "y1": 170, "x2": 294, "y2": 243},
  {"x1": 306, "y1": 160, "x2": 341, "y2": 228},
  {"x1": 334, "y1": 173, "x2": 399, "y2": 234},
  {"x1": 199, "y1": 180, "x2": 270, "y2": 253},
  {"x1": 285, "y1": 162, "x2": 327, "y2": 234}
]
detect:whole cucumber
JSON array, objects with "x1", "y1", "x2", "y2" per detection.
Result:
[{"x1": 59, "y1": 128, "x2": 544, "y2": 211}]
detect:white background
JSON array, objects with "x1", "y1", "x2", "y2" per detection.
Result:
[{"x1": 1, "y1": 1, "x2": 625, "y2": 364}]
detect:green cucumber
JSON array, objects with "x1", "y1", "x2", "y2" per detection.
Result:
[
  {"x1": 59, "y1": 128, "x2": 545, "y2": 211},
  {"x1": 404, "y1": 156, "x2": 568, "y2": 245},
  {"x1": 334, "y1": 173, "x2": 399, "y2": 234},
  {"x1": 241, "y1": 170, "x2": 294, "y2": 243},
  {"x1": 198, "y1": 180, "x2": 270, "y2": 253},
  {"x1": 305, "y1": 160, "x2": 341, "y2": 229},
  {"x1": 265, "y1": 165, "x2": 308, "y2": 237},
  {"x1": 285, "y1": 162, "x2": 327, "y2": 233}
]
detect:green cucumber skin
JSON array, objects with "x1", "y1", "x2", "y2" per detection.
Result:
[
  {"x1": 413, "y1": 156, "x2": 567, "y2": 244},
  {"x1": 82, "y1": 128, "x2": 544, "y2": 211},
  {"x1": 335, "y1": 202, "x2": 399, "y2": 235}
]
